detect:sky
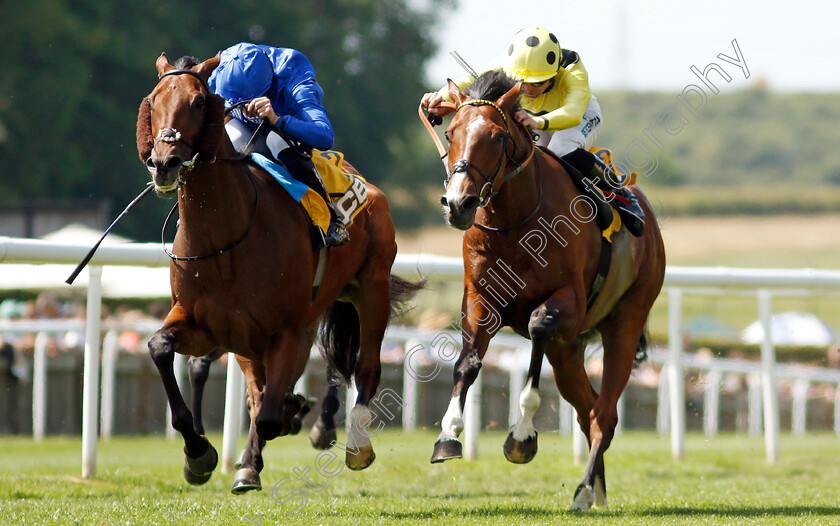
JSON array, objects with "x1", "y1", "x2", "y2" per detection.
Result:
[{"x1": 423, "y1": 0, "x2": 840, "y2": 92}]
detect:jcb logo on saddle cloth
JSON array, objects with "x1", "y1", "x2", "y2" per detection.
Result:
[{"x1": 313, "y1": 150, "x2": 368, "y2": 226}]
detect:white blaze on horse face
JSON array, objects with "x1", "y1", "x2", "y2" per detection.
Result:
[
  {"x1": 511, "y1": 377, "x2": 541, "y2": 441},
  {"x1": 442, "y1": 115, "x2": 491, "y2": 206},
  {"x1": 437, "y1": 396, "x2": 464, "y2": 441}
]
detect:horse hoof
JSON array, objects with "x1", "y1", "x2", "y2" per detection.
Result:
[
  {"x1": 503, "y1": 430, "x2": 538, "y2": 464},
  {"x1": 183, "y1": 464, "x2": 212, "y2": 485},
  {"x1": 231, "y1": 468, "x2": 262, "y2": 494},
  {"x1": 346, "y1": 443, "x2": 376, "y2": 471},
  {"x1": 309, "y1": 422, "x2": 337, "y2": 450},
  {"x1": 571, "y1": 484, "x2": 595, "y2": 512},
  {"x1": 183, "y1": 439, "x2": 218, "y2": 485},
  {"x1": 430, "y1": 439, "x2": 462, "y2": 464}
]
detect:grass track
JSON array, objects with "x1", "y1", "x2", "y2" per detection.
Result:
[{"x1": 2, "y1": 430, "x2": 840, "y2": 525}]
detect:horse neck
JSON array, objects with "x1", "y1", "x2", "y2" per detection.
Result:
[
  {"x1": 176, "y1": 151, "x2": 253, "y2": 242},
  {"x1": 475, "y1": 142, "x2": 541, "y2": 227}
]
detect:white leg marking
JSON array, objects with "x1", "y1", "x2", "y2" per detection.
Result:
[
  {"x1": 511, "y1": 378, "x2": 541, "y2": 441},
  {"x1": 594, "y1": 475, "x2": 607, "y2": 507},
  {"x1": 437, "y1": 396, "x2": 464, "y2": 441},
  {"x1": 571, "y1": 485, "x2": 595, "y2": 512},
  {"x1": 347, "y1": 405, "x2": 372, "y2": 448}
]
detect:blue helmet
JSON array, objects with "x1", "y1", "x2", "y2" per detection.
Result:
[{"x1": 214, "y1": 43, "x2": 273, "y2": 103}]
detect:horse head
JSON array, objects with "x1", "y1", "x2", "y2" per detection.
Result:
[
  {"x1": 137, "y1": 53, "x2": 225, "y2": 194},
  {"x1": 440, "y1": 71, "x2": 527, "y2": 230}
]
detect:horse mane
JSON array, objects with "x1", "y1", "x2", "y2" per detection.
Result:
[
  {"x1": 466, "y1": 69, "x2": 521, "y2": 111},
  {"x1": 136, "y1": 58, "x2": 226, "y2": 161}
]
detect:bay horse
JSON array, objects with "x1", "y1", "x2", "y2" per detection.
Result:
[
  {"x1": 186, "y1": 350, "x2": 343, "y2": 453},
  {"x1": 137, "y1": 52, "x2": 420, "y2": 494},
  {"x1": 431, "y1": 70, "x2": 666, "y2": 511}
]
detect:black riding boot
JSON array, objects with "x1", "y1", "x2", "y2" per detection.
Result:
[
  {"x1": 276, "y1": 149, "x2": 350, "y2": 247},
  {"x1": 562, "y1": 148, "x2": 645, "y2": 236}
]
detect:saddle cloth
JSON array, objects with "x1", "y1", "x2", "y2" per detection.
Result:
[{"x1": 250, "y1": 149, "x2": 368, "y2": 235}]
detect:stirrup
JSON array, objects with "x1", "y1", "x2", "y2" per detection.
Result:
[{"x1": 325, "y1": 222, "x2": 350, "y2": 247}]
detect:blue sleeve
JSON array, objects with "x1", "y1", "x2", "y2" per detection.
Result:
[
  {"x1": 266, "y1": 48, "x2": 334, "y2": 150},
  {"x1": 278, "y1": 80, "x2": 334, "y2": 150}
]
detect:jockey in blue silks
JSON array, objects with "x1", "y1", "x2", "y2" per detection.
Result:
[{"x1": 209, "y1": 42, "x2": 349, "y2": 247}]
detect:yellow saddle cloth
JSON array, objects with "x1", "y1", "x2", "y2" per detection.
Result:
[{"x1": 299, "y1": 149, "x2": 369, "y2": 233}]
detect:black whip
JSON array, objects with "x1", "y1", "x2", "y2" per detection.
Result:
[{"x1": 65, "y1": 183, "x2": 155, "y2": 284}]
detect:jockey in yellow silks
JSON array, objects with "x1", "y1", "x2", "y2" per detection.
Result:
[{"x1": 421, "y1": 27, "x2": 644, "y2": 236}]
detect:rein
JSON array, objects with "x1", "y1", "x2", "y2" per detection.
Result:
[
  {"x1": 151, "y1": 69, "x2": 262, "y2": 261},
  {"x1": 162, "y1": 169, "x2": 259, "y2": 261}
]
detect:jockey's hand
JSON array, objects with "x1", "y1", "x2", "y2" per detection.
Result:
[
  {"x1": 421, "y1": 92, "x2": 446, "y2": 115},
  {"x1": 245, "y1": 97, "x2": 279, "y2": 126},
  {"x1": 514, "y1": 110, "x2": 541, "y2": 129}
]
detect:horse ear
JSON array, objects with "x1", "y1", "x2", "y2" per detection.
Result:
[
  {"x1": 447, "y1": 79, "x2": 465, "y2": 105},
  {"x1": 156, "y1": 52, "x2": 174, "y2": 76},
  {"x1": 195, "y1": 53, "x2": 220, "y2": 81},
  {"x1": 136, "y1": 97, "x2": 153, "y2": 161},
  {"x1": 497, "y1": 81, "x2": 522, "y2": 112}
]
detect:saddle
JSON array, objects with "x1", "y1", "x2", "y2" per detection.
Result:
[{"x1": 251, "y1": 149, "x2": 369, "y2": 244}]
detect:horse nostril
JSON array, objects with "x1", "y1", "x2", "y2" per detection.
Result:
[
  {"x1": 440, "y1": 196, "x2": 449, "y2": 208},
  {"x1": 461, "y1": 196, "x2": 480, "y2": 212},
  {"x1": 164, "y1": 156, "x2": 183, "y2": 170}
]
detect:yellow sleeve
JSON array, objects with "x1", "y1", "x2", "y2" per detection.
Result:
[{"x1": 538, "y1": 60, "x2": 592, "y2": 131}]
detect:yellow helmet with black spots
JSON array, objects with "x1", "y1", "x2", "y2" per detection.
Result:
[{"x1": 503, "y1": 27, "x2": 563, "y2": 83}]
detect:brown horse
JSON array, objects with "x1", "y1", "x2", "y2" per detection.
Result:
[
  {"x1": 137, "y1": 52, "x2": 419, "y2": 494},
  {"x1": 431, "y1": 71, "x2": 666, "y2": 511}
]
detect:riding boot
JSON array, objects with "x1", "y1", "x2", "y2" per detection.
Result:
[
  {"x1": 563, "y1": 148, "x2": 645, "y2": 237},
  {"x1": 276, "y1": 149, "x2": 350, "y2": 247}
]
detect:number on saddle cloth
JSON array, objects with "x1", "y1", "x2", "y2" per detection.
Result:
[{"x1": 312, "y1": 150, "x2": 369, "y2": 227}]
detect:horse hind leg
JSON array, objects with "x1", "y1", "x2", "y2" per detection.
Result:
[
  {"x1": 310, "y1": 383, "x2": 340, "y2": 450},
  {"x1": 572, "y1": 319, "x2": 644, "y2": 512},
  {"x1": 148, "y1": 329, "x2": 218, "y2": 485}
]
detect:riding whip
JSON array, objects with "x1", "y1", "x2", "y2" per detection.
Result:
[
  {"x1": 449, "y1": 50, "x2": 478, "y2": 79},
  {"x1": 65, "y1": 183, "x2": 155, "y2": 284}
]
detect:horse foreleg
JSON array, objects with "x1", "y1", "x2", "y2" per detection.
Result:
[
  {"x1": 505, "y1": 288, "x2": 581, "y2": 464},
  {"x1": 255, "y1": 331, "x2": 305, "y2": 442},
  {"x1": 232, "y1": 356, "x2": 267, "y2": 494},
  {"x1": 431, "y1": 334, "x2": 490, "y2": 463},
  {"x1": 310, "y1": 383, "x2": 340, "y2": 450},
  {"x1": 187, "y1": 350, "x2": 222, "y2": 436},
  {"x1": 148, "y1": 329, "x2": 218, "y2": 485}
]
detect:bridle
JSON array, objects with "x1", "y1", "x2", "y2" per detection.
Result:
[
  {"x1": 149, "y1": 68, "x2": 216, "y2": 172},
  {"x1": 445, "y1": 99, "x2": 541, "y2": 232},
  {"x1": 446, "y1": 99, "x2": 536, "y2": 207}
]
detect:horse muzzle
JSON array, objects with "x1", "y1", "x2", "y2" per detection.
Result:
[
  {"x1": 146, "y1": 154, "x2": 185, "y2": 193},
  {"x1": 440, "y1": 194, "x2": 480, "y2": 231}
]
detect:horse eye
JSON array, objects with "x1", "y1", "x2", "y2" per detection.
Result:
[
  {"x1": 193, "y1": 94, "x2": 205, "y2": 109},
  {"x1": 444, "y1": 131, "x2": 451, "y2": 143}
]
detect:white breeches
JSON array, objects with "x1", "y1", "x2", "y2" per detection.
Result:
[{"x1": 537, "y1": 96, "x2": 602, "y2": 157}]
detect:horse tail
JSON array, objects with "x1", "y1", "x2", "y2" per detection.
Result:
[
  {"x1": 633, "y1": 323, "x2": 651, "y2": 368},
  {"x1": 319, "y1": 301, "x2": 361, "y2": 385},
  {"x1": 388, "y1": 274, "x2": 426, "y2": 318}
]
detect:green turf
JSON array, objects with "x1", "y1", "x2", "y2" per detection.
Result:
[{"x1": 1, "y1": 430, "x2": 839, "y2": 525}]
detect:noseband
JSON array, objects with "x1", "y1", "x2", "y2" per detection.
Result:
[{"x1": 446, "y1": 99, "x2": 535, "y2": 207}]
